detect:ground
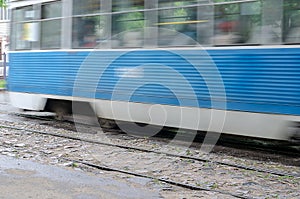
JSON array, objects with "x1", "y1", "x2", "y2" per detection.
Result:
[{"x1": 0, "y1": 92, "x2": 299, "y2": 199}]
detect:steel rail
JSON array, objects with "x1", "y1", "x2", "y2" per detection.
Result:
[{"x1": 64, "y1": 158, "x2": 252, "y2": 199}]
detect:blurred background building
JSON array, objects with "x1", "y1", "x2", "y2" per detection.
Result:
[{"x1": 0, "y1": 5, "x2": 9, "y2": 60}]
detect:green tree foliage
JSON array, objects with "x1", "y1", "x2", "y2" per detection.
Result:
[{"x1": 0, "y1": 0, "x2": 6, "y2": 7}]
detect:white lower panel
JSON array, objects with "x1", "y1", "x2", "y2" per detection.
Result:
[
  {"x1": 9, "y1": 92, "x2": 47, "y2": 111},
  {"x1": 9, "y1": 92, "x2": 300, "y2": 141},
  {"x1": 93, "y1": 100, "x2": 298, "y2": 141}
]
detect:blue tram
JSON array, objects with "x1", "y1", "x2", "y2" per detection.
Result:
[{"x1": 7, "y1": 0, "x2": 300, "y2": 142}]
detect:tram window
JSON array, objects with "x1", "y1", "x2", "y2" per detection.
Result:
[
  {"x1": 42, "y1": 2, "x2": 61, "y2": 18},
  {"x1": 12, "y1": 6, "x2": 37, "y2": 50},
  {"x1": 283, "y1": 0, "x2": 300, "y2": 44},
  {"x1": 197, "y1": 4, "x2": 214, "y2": 45},
  {"x1": 13, "y1": 6, "x2": 35, "y2": 22},
  {"x1": 112, "y1": 0, "x2": 144, "y2": 11},
  {"x1": 159, "y1": 0, "x2": 198, "y2": 6},
  {"x1": 214, "y1": 1, "x2": 261, "y2": 46},
  {"x1": 72, "y1": 0, "x2": 109, "y2": 48},
  {"x1": 112, "y1": 0, "x2": 145, "y2": 48},
  {"x1": 73, "y1": 0, "x2": 100, "y2": 15},
  {"x1": 158, "y1": 1, "x2": 199, "y2": 46},
  {"x1": 40, "y1": 1, "x2": 62, "y2": 49},
  {"x1": 261, "y1": 0, "x2": 283, "y2": 44},
  {"x1": 72, "y1": 16, "x2": 108, "y2": 48}
]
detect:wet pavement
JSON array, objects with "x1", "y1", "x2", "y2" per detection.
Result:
[{"x1": 0, "y1": 155, "x2": 160, "y2": 199}]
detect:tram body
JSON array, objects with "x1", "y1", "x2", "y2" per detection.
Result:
[{"x1": 7, "y1": 0, "x2": 300, "y2": 141}]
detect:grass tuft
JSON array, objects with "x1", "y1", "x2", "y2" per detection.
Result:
[{"x1": 0, "y1": 80, "x2": 6, "y2": 89}]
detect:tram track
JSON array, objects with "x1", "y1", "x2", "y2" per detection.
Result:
[
  {"x1": 64, "y1": 158, "x2": 251, "y2": 199},
  {"x1": 0, "y1": 115, "x2": 299, "y2": 198},
  {"x1": 0, "y1": 117, "x2": 299, "y2": 178},
  {"x1": 14, "y1": 113, "x2": 300, "y2": 157},
  {"x1": 13, "y1": 113, "x2": 300, "y2": 155}
]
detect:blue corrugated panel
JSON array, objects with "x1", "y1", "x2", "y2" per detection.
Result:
[{"x1": 7, "y1": 47, "x2": 300, "y2": 115}]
